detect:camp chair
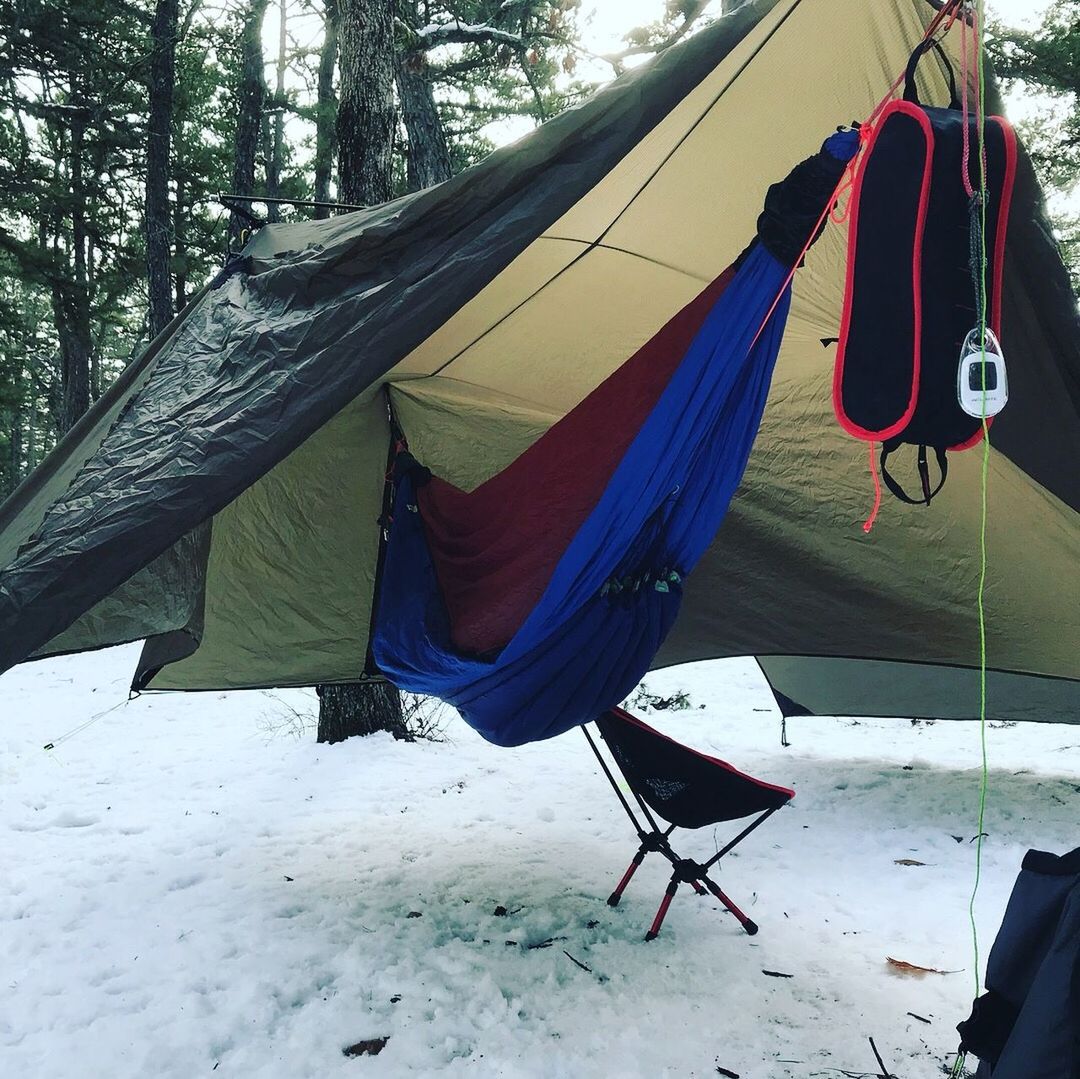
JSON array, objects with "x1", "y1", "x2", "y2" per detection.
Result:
[{"x1": 583, "y1": 707, "x2": 794, "y2": 940}]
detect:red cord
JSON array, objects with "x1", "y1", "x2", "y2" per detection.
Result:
[
  {"x1": 829, "y1": 146, "x2": 863, "y2": 226},
  {"x1": 746, "y1": 0, "x2": 967, "y2": 354}
]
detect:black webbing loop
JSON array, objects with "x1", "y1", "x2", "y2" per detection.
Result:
[
  {"x1": 880, "y1": 443, "x2": 949, "y2": 505},
  {"x1": 903, "y1": 38, "x2": 961, "y2": 110}
]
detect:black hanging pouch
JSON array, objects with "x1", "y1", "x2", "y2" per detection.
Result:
[{"x1": 833, "y1": 42, "x2": 1017, "y2": 504}]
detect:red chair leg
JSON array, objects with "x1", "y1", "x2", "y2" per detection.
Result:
[
  {"x1": 644, "y1": 879, "x2": 679, "y2": 941},
  {"x1": 701, "y1": 875, "x2": 758, "y2": 936},
  {"x1": 608, "y1": 849, "x2": 645, "y2": 906}
]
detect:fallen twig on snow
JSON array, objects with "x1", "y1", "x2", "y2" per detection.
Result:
[
  {"x1": 868, "y1": 1036, "x2": 893, "y2": 1078},
  {"x1": 525, "y1": 936, "x2": 567, "y2": 950},
  {"x1": 562, "y1": 950, "x2": 592, "y2": 973},
  {"x1": 343, "y1": 1037, "x2": 388, "y2": 1057}
]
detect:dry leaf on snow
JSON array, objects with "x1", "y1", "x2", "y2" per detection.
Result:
[{"x1": 886, "y1": 957, "x2": 961, "y2": 977}]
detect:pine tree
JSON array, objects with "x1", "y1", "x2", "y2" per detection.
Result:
[
  {"x1": 336, "y1": 0, "x2": 396, "y2": 206},
  {"x1": 315, "y1": 0, "x2": 404, "y2": 743},
  {"x1": 313, "y1": 0, "x2": 341, "y2": 216},
  {"x1": 147, "y1": 0, "x2": 179, "y2": 336},
  {"x1": 989, "y1": 1, "x2": 1080, "y2": 289},
  {"x1": 228, "y1": 0, "x2": 271, "y2": 248}
]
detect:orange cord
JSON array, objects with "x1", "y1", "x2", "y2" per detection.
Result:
[{"x1": 862, "y1": 441, "x2": 882, "y2": 533}]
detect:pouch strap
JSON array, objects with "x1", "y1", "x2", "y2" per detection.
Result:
[
  {"x1": 880, "y1": 443, "x2": 949, "y2": 506},
  {"x1": 903, "y1": 38, "x2": 961, "y2": 110}
]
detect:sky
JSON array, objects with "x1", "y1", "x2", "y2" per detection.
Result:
[
  {"x1": 481, "y1": 0, "x2": 1059, "y2": 156},
  {"x1": 579, "y1": 0, "x2": 1050, "y2": 55}
]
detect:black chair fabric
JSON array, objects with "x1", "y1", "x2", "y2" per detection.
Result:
[{"x1": 596, "y1": 707, "x2": 793, "y2": 829}]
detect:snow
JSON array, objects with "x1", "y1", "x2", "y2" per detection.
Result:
[
  {"x1": 414, "y1": 20, "x2": 524, "y2": 49},
  {"x1": 2, "y1": 646, "x2": 1078, "y2": 1078}
]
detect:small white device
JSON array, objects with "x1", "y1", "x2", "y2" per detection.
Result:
[{"x1": 957, "y1": 326, "x2": 1008, "y2": 419}]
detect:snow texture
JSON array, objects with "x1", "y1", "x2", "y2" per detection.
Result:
[{"x1": 2, "y1": 645, "x2": 1078, "y2": 1077}]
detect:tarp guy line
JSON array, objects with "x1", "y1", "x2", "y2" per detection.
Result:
[{"x1": 423, "y1": 0, "x2": 807, "y2": 380}]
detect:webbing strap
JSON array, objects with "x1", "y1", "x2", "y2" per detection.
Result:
[
  {"x1": 902, "y1": 37, "x2": 962, "y2": 110},
  {"x1": 880, "y1": 443, "x2": 949, "y2": 505}
]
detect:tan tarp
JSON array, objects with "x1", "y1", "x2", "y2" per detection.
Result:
[
  {"x1": 150, "y1": 0, "x2": 1077, "y2": 703},
  {"x1": 2, "y1": 0, "x2": 1076, "y2": 723}
]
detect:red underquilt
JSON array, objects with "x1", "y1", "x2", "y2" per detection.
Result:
[{"x1": 415, "y1": 265, "x2": 736, "y2": 656}]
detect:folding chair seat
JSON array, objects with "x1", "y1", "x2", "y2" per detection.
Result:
[{"x1": 584, "y1": 707, "x2": 794, "y2": 940}]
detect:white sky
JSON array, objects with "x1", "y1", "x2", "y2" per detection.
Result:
[
  {"x1": 541, "y1": 1, "x2": 1057, "y2": 131},
  {"x1": 483, "y1": 1, "x2": 1058, "y2": 152},
  {"x1": 580, "y1": 0, "x2": 1049, "y2": 54}
]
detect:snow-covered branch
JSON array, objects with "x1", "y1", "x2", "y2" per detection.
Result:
[{"x1": 402, "y1": 18, "x2": 526, "y2": 52}]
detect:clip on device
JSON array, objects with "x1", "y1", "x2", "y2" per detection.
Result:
[{"x1": 957, "y1": 327, "x2": 1008, "y2": 419}]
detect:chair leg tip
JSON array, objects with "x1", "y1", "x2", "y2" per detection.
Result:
[
  {"x1": 607, "y1": 895, "x2": 621, "y2": 907},
  {"x1": 644, "y1": 930, "x2": 658, "y2": 942},
  {"x1": 743, "y1": 920, "x2": 759, "y2": 936}
]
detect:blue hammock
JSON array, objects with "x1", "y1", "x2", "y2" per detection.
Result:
[{"x1": 374, "y1": 131, "x2": 856, "y2": 746}]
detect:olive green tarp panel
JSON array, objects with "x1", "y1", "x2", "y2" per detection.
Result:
[
  {"x1": 390, "y1": 380, "x2": 557, "y2": 492},
  {"x1": 755, "y1": 658, "x2": 1079, "y2": 726},
  {"x1": 652, "y1": 424, "x2": 1079, "y2": 682},
  {"x1": 140, "y1": 395, "x2": 389, "y2": 690},
  {"x1": 37, "y1": 527, "x2": 210, "y2": 661},
  {"x1": 0, "y1": 299, "x2": 211, "y2": 660},
  {"x1": 0, "y1": 1, "x2": 773, "y2": 676}
]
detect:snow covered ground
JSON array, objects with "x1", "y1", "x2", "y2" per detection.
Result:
[{"x1": 2, "y1": 646, "x2": 1077, "y2": 1078}]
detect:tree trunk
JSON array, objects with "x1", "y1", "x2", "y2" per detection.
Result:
[
  {"x1": 147, "y1": 0, "x2": 178, "y2": 337},
  {"x1": 317, "y1": 681, "x2": 408, "y2": 743},
  {"x1": 266, "y1": 0, "x2": 287, "y2": 222},
  {"x1": 54, "y1": 117, "x2": 91, "y2": 434},
  {"x1": 52, "y1": 285, "x2": 91, "y2": 433},
  {"x1": 318, "y1": 0, "x2": 402, "y2": 743},
  {"x1": 87, "y1": 238, "x2": 100, "y2": 400},
  {"x1": 8, "y1": 387, "x2": 22, "y2": 493},
  {"x1": 26, "y1": 375, "x2": 38, "y2": 470},
  {"x1": 313, "y1": 0, "x2": 339, "y2": 217},
  {"x1": 174, "y1": 174, "x2": 188, "y2": 311},
  {"x1": 336, "y1": 0, "x2": 395, "y2": 206},
  {"x1": 230, "y1": 0, "x2": 270, "y2": 249},
  {"x1": 395, "y1": 0, "x2": 451, "y2": 192}
]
